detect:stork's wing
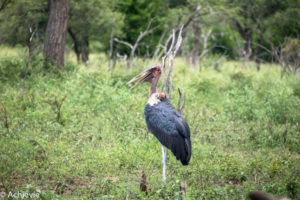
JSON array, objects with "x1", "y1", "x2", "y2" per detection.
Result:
[{"x1": 144, "y1": 101, "x2": 191, "y2": 165}]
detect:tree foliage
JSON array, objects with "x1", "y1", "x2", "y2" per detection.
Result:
[{"x1": 0, "y1": 0, "x2": 299, "y2": 65}]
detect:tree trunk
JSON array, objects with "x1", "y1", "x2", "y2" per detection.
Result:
[
  {"x1": 191, "y1": 21, "x2": 201, "y2": 67},
  {"x1": 255, "y1": 27, "x2": 263, "y2": 71},
  {"x1": 243, "y1": 29, "x2": 252, "y2": 63},
  {"x1": 44, "y1": 0, "x2": 69, "y2": 69},
  {"x1": 81, "y1": 36, "x2": 89, "y2": 66},
  {"x1": 68, "y1": 27, "x2": 80, "y2": 63},
  {"x1": 235, "y1": 22, "x2": 253, "y2": 66},
  {"x1": 0, "y1": 0, "x2": 11, "y2": 12},
  {"x1": 108, "y1": 30, "x2": 114, "y2": 70}
]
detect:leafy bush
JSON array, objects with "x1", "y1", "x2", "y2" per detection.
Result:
[{"x1": 0, "y1": 56, "x2": 25, "y2": 82}]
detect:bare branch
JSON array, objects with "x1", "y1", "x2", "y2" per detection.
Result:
[
  {"x1": 114, "y1": 19, "x2": 158, "y2": 69},
  {"x1": 152, "y1": 29, "x2": 167, "y2": 60},
  {"x1": 166, "y1": 25, "x2": 183, "y2": 98},
  {"x1": 177, "y1": 88, "x2": 186, "y2": 113},
  {"x1": 161, "y1": 31, "x2": 175, "y2": 93},
  {"x1": 160, "y1": 24, "x2": 184, "y2": 100},
  {"x1": 182, "y1": 5, "x2": 202, "y2": 30},
  {"x1": 132, "y1": 24, "x2": 159, "y2": 56},
  {"x1": 114, "y1": 38, "x2": 133, "y2": 50}
]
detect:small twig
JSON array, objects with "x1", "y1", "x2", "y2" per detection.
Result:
[
  {"x1": 152, "y1": 29, "x2": 167, "y2": 60},
  {"x1": 114, "y1": 38, "x2": 133, "y2": 49},
  {"x1": 139, "y1": 171, "x2": 147, "y2": 194},
  {"x1": 0, "y1": 100, "x2": 10, "y2": 133},
  {"x1": 180, "y1": 181, "x2": 187, "y2": 196},
  {"x1": 43, "y1": 96, "x2": 67, "y2": 124},
  {"x1": 177, "y1": 88, "x2": 186, "y2": 113}
]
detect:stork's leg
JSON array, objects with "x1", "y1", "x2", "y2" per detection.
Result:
[{"x1": 161, "y1": 145, "x2": 167, "y2": 181}]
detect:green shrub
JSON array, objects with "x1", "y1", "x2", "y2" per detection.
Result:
[
  {"x1": 0, "y1": 56, "x2": 25, "y2": 82},
  {"x1": 289, "y1": 77, "x2": 300, "y2": 98}
]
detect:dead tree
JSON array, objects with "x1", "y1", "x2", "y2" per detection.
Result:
[
  {"x1": 44, "y1": 0, "x2": 69, "y2": 68},
  {"x1": 272, "y1": 38, "x2": 300, "y2": 77},
  {"x1": 161, "y1": 26, "x2": 183, "y2": 99},
  {"x1": 114, "y1": 19, "x2": 158, "y2": 69}
]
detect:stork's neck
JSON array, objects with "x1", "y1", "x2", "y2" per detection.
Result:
[{"x1": 149, "y1": 74, "x2": 160, "y2": 97}]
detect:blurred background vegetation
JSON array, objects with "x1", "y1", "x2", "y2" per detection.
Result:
[{"x1": 0, "y1": 0, "x2": 300, "y2": 199}]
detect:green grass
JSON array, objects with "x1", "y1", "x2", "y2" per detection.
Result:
[{"x1": 0, "y1": 48, "x2": 300, "y2": 199}]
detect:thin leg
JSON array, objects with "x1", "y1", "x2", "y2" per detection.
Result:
[
  {"x1": 161, "y1": 145, "x2": 167, "y2": 181},
  {"x1": 164, "y1": 146, "x2": 167, "y2": 162}
]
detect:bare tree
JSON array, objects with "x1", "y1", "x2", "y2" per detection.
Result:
[
  {"x1": 114, "y1": 19, "x2": 158, "y2": 69},
  {"x1": 68, "y1": 27, "x2": 80, "y2": 63},
  {"x1": 272, "y1": 38, "x2": 300, "y2": 77},
  {"x1": 236, "y1": 23, "x2": 253, "y2": 67},
  {"x1": 191, "y1": 5, "x2": 203, "y2": 66},
  {"x1": 161, "y1": 26, "x2": 183, "y2": 99},
  {"x1": 44, "y1": 0, "x2": 69, "y2": 68},
  {"x1": 152, "y1": 30, "x2": 172, "y2": 62}
]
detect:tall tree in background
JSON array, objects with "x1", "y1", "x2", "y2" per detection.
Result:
[
  {"x1": 0, "y1": 0, "x2": 47, "y2": 45},
  {"x1": 68, "y1": 0, "x2": 123, "y2": 65},
  {"x1": 215, "y1": 0, "x2": 299, "y2": 66},
  {"x1": 44, "y1": 0, "x2": 69, "y2": 68}
]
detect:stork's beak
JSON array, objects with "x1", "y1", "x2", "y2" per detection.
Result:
[{"x1": 127, "y1": 68, "x2": 154, "y2": 90}]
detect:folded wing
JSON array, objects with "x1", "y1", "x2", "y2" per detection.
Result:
[{"x1": 145, "y1": 101, "x2": 191, "y2": 165}]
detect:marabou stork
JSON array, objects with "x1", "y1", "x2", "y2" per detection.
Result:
[{"x1": 128, "y1": 65, "x2": 191, "y2": 181}]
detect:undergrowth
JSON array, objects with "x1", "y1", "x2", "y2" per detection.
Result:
[{"x1": 0, "y1": 49, "x2": 299, "y2": 199}]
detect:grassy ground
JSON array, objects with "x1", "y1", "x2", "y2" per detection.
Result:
[{"x1": 0, "y1": 47, "x2": 300, "y2": 199}]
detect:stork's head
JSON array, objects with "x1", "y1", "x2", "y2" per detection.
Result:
[
  {"x1": 127, "y1": 65, "x2": 161, "y2": 90},
  {"x1": 148, "y1": 92, "x2": 166, "y2": 106}
]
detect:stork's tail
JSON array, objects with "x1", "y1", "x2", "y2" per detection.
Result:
[{"x1": 181, "y1": 138, "x2": 191, "y2": 165}]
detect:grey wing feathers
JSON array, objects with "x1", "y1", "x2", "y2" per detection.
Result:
[{"x1": 145, "y1": 101, "x2": 192, "y2": 165}]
